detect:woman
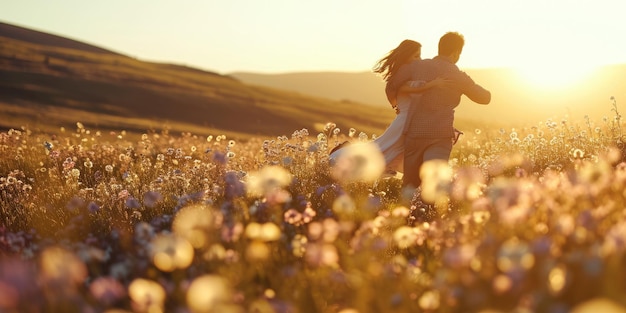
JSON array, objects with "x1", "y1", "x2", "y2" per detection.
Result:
[{"x1": 330, "y1": 39, "x2": 448, "y2": 174}]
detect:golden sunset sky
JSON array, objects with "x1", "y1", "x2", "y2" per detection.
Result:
[{"x1": 2, "y1": 0, "x2": 626, "y2": 86}]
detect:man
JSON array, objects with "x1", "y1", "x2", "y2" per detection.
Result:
[{"x1": 386, "y1": 32, "x2": 491, "y2": 192}]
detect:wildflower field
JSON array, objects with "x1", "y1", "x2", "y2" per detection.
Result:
[{"x1": 2, "y1": 100, "x2": 626, "y2": 313}]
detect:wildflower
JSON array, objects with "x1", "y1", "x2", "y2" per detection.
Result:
[
  {"x1": 418, "y1": 290, "x2": 440, "y2": 311},
  {"x1": 87, "y1": 201, "x2": 100, "y2": 213},
  {"x1": 245, "y1": 165, "x2": 292, "y2": 197},
  {"x1": 284, "y1": 209, "x2": 303, "y2": 225},
  {"x1": 547, "y1": 264, "x2": 568, "y2": 295},
  {"x1": 570, "y1": 148, "x2": 585, "y2": 159},
  {"x1": 43, "y1": 141, "x2": 53, "y2": 150},
  {"x1": 291, "y1": 234, "x2": 308, "y2": 257},
  {"x1": 187, "y1": 275, "x2": 236, "y2": 313},
  {"x1": 62, "y1": 157, "x2": 75, "y2": 170},
  {"x1": 305, "y1": 242, "x2": 339, "y2": 268},
  {"x1": 245, "y1": 222, "x2": 281, "y2": 242},
  {"x1": 419, "y1": 159, "x2": 453, "y2": 204},
  {"x1": 105, "y1": 165, "x2": 114, "y2": 173},
  {"x1": 492, "y1": 274, "x2": 513, "y2": 294},
  {"x1": 393, "y1": 226, "x2": 418, "y2": 249},
  {"x1": 349, "y1": 128, "x2": 356, "y2": 137},
  {"x1": 221, "y1": 222, "x2": 244, "y2": 243},
  {"x1": 149, "y1": 233, "x2": 194, "y2": 272},
  {"x1": 443, "y1": 244, "x2": 477, "y2": 269},
  {"x1": 143, "y1": 191, "x2": 163, "y2": 208},
  {"x1": 497, "y1": 238, "x2": 535, "y2": 273},
  {"x1": 330, "y1": 142, "x2": 385, "y2": 183},
  {"x1": 246, "y1": 240, "x2": 271, "y2": 262},
  {"x1": 324, "y1": 122, "x2": 336, "y2": 132},
  {"x1": 125, "y1": 197, "x2": 141, "y2": 209},
  {"x1": 117, "y1": 190, "x2": 130, "y2": 200},
  {"x1": 332, "y1": 194, "x2": 356, "y2": 216},
  {"x1": 66, "y1": 197, "x2": 85, "y2": 212},
  {"x1": 40, "y1": 247, "x2": 87, "y2": 291},
  {"x1": 128, "y1": 278, "x2": 166, "y2": 313},
  {"x1": 172, "y1": 204, "x2": 217, "y2": 248},
  {"x1": 69, "y1": 168, "x2": 80, "y2": 178},
  {"x1": 89, "y1": 277, "x2": 126, "y2": 306},
  {"x1": 213, "y1": 151, "x2": 227, "y2": 165},
  {"x1": 302, "y1": 204, "x2": 317, "y2": 223}
]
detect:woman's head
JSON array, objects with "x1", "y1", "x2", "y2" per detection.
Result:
[{"x1": 373, "y1": 39, "x2": 422, "y2": 81}]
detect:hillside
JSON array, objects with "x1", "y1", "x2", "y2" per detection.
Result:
[
  {"x1": 233, "y1": 65, "x2": 626, "y2": 126},
  {"x1": 0, "y1": 22, "x2": 395, "y2": 139}
]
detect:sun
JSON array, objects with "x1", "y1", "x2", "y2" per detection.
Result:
[{"x1": 513, "y1": 60, "x2": 597, "y2": 89}]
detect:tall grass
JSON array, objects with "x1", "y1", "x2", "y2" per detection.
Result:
[{"x1": 1, "y1": 99, "x2": 626, "y2": 312}]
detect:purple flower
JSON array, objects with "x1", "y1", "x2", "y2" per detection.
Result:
[
  {"x1": 125, "y1": 197, "x2": 141, "y2": 209},
  {"x1": 87, "y1": 202, "x2": 100, "y2": 213},
  {"x1": 143, "y1": 191, "x2": 163, "y2": 208}
]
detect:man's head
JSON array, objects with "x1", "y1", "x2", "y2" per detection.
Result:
[{"x1": 438, "y1": 32, "x2": 465, "y2": 63}]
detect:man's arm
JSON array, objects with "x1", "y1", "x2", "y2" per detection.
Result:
[
  {"x1": 453, "y1": 71, "x2": 491, "y2": 105},
  {"x1": 385, "y1": 62, "x2": 414, "y2": 105}
]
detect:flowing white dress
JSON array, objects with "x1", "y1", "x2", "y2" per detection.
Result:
[
  {"x1": 371, "y1": 91, "x2": 416, "y2": 173},
  {"x1": 330, "y1": 81, "x2": 422, "y2": 173}
]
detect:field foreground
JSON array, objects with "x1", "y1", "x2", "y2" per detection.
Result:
[{"x1": 2, "y1": 112, "x2": 626, "y2": 313}]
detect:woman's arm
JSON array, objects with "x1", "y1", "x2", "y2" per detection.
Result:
[{"x1": 398, "y1": 77, "x2": 450, "y2": 94}]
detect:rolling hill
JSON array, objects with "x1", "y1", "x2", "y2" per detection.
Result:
[{"x1": 0, "y1": 21, "x2": 397, "y2": 140}]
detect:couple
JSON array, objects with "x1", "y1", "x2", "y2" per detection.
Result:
[{"x1": 332, "y1": 32, "x2": 490, "y2": 198}]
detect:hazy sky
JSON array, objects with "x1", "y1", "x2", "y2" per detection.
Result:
[{"x1": 2, "y1": 0, "x2": 626, "y2": 76}]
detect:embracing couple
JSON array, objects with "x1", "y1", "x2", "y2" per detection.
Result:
[{"x1": 332, "y1": 32, "x2": 491, "y2": 204}]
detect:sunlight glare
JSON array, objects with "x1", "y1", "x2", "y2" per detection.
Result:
[{"x1": 514, "y1": 59, "x2": 597, "y2": 89}]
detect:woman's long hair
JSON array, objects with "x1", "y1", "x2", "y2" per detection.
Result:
[{"x1": 372, "y1": 39, "x2": 421, "y2": 82}]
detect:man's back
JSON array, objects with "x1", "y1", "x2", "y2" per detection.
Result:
[{"x1": 386, "y1": 57, "x2": 490, "y2": 138}]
